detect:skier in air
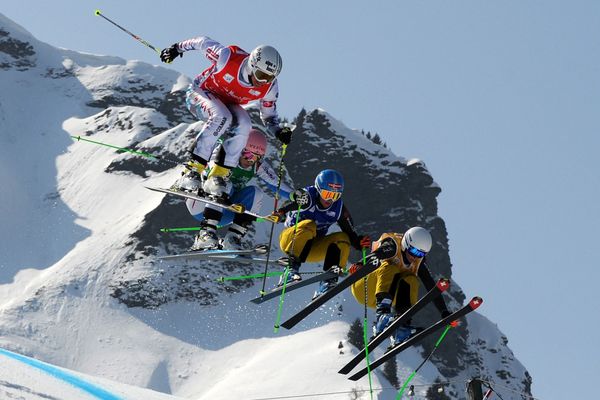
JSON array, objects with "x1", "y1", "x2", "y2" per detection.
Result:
[
  {"x1": 160, "y1": 36, "x2": 292, "y2": 200},
  {"x1": 270, "y1": 169, "x2": 371, "y2": 299},
  {"x1": 351, "y1": 227, "x2": 452, "y2": 345},
  {"x1": 185, "y1": 129, "x2": 292, "y2": 251}
]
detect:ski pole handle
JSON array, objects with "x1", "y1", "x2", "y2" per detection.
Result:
[{"x1": 94, "y1": 9, "x2": 161, "y2": 55}]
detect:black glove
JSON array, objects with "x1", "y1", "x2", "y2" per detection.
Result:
[
  {"x1": 289, "y1": 189, "x2": 310, "y2": 206},
  {"x1": 160, "y1": 44, "x2": 182, "y2": 63},
  {"x1": 373, "y1": 237, "x2": 398, "y2": 260},
  {"x1": 275, "y1": 126, "x2": 292, "y2": 145},
  {"x1": 441, "y1": 310, "x2": 452, "y2": 319}
]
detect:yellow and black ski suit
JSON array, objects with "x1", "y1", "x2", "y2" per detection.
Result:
[
  {"x1": 277, "y1": 186, "x2": 363, "y2": 270},
  {"x1": 351, "y1": 232, "x2": 450, "y2": 317}
]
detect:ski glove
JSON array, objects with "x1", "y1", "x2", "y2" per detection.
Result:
[
  {"x1": 160, "y1": 44, "x2": 183, "y2": 63},
  {"x1": 359, "y1": 235, "x2": 371, "y2": 249},
  {"x1": 347, "y1": 262, "x2": 362, "y2": 275},
  {"x1": 275, "y1": 126, "x2": 293, "y2": 145},
  {"x1": 289, "y1": 189, "x2": 310, "y2": 206},
  {"x1": 350, "y1": 234, "x2": 370, "y2": 251}
]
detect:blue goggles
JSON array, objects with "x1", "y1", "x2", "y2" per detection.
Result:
[{"x1": 406, "y1": 245, "x2": 427, "y2": 258}]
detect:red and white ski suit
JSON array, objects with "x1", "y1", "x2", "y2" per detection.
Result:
[{"x1": 176, "y1": 37, "x2": 280, "y2": 168}]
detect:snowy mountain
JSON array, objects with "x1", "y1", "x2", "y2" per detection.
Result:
[{"x1": 0, "y1": 13, "x2": 532, "y2": 400}]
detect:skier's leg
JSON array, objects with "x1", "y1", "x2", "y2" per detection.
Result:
[
  {"x1": 221, "y1": 186, "x2": 264, "y2": 250},
  {"x1": 190, "y1": 206, "x2": 223, "y2": 251},
  {"x1": 202, "y1": 105, "x2": 251, "y2": 199},
  {"x1": 370, "y1": 266, "x2": 401, "y2": 336},
  {"x1": 181, "y1": 87, "x2": 234, "y2": 193},
  {"x1": 303, "y1": 232, "x2": 351, "y2": 298},
  {"x1": 389, "y1": 275, "x2": 421, "y2": 345},
  {"x1": 303, "y1": 232, "x2": 351, "y2": 266},
  {"x1": 277, "y1": 220, "x2": 318, "y2": 284},
  {"x1": 186, "y1": 198, "x2": 207, "y2": 222},
  {"x1": 221, "y1": 105, "x2": 252, "y2": 169}
]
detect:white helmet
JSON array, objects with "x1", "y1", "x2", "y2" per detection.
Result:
[
  {"x1": 248, "y1": 45, "x2": 282, "y2": 84},
  {"x1": 401, "y1": 227, "x2": 432, "y2": 258}
]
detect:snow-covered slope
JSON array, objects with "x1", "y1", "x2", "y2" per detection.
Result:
[
  {"x1": 0, "y1": 12, "x2": 532, "y2": 400},
  {"x1": 0, "y1": 348, "x2": 181, "y2": 400}
]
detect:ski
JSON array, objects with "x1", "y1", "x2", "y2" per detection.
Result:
[
  {"x1": 279, "y1": 252, "x2": 383, "y2": 330},
  {"x1": 145, "y1": 186, "x2": 278, "y2": 222},
  {"x1": 250, "y1": 270, "x2": 339, "y2": 304},
  {"x1": 347, "y1": 296, "x2": 483, "y2": 381},
  {"x1": 338, "y1": 278, "x2": 450, "y2": 375},
  {"x1": 158, "y1": 244, "x2": 269, "y2": 261}
]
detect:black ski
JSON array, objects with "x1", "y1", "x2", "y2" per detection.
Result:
[
  {"x1": 279, "y1": 252, "x2": 383, "y2": 330},
  {"x1": 338, "y1": 278, "x2": 450, "y2": 375},
  {"x1": 250, "y1": 270, "x2": 339, "y2": 304},
  {"x1": 347, "y1": 296, "x2": 483, "y2": 381}
]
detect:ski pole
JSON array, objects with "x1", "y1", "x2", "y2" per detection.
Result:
[
  {"x1": 396, "y1": 324, "x2": 453, "y2": 399},
  {"x1": 71, "y1": 135, "x2": 179, "y2": 165},
  {"x1": 259, "y1": 142, "x2": 288, "y2": 296},
  {"x1": 94, "y1": 10, "x2": 161, "y2": 55},
  {"x1": 217, "y1": 272, "x2": 283, "y2": 282},
  {"x1": 362, "y1": 247, "x2": 374, "y2": 400},
  {"x1": 273, "y1": 202, "x2": 302, "y2": 333}
]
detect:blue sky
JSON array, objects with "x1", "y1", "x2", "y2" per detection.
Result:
[{"x1": 3, "y1": 1, "x2": 600, "y2": 399}]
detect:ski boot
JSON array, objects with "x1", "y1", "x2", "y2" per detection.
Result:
[
  {"x1": 221, "y1": 222, "x2": 250, "y2": 251},
  {"x1": 373, "y1": 312, "x2": 395, "y2": 338},
  {"x1": 277, "y1": 255, "x2": 302, "y2": 286},
  {"x1": 391, "y1": 324, "x2": 422, "y2": 347},
  {"x1": 312, "y1": 266, "x2": 345, "y2": 300},
  {"x1": 202, "y1": 164, "x2": 232, "y2": 203},
  {"x1": 312, "y1": 276, "x2": 339, "y2": 300},
  {"x1": 221, "y1": 230, "x2": 243, "y2": 251},
  {"x1": 190, "y1": 224, "x2": 219, "y2": 251},
  {"x1": 172, "y1": 160, "x2": 206, "y2": 193}
]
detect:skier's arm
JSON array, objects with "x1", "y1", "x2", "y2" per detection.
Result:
[
  {"x1": 261, "y1": 82, "x2": 292, "y2": 145},
  {"x1": 270, "y1": 187, "x2": 312, "y2": 222},
  {"x1": 160, "y1": 36, "x2": 229, "y2": 66},
  {"x1": 260, "y1": 81, "x2": 280, "y2": 130},
  {"x1": 256, "y1": 160, "x2": 292, "y2": 200},
  {"x1": 177, "y1": 37, "x2": 228, "y2": 62},
  {"x1": 337, "y1": 205, "x2": 370, "y2": 250},
  {"x1": 418, "y1": 260, "x2": 451, "y2": 317}
]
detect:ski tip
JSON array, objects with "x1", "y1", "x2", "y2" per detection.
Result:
[
  {"x1": 338, "y1": 367, "x2": 351, "y2": 375},
  {"x1": 469, "y1": 296, "x2": 483, "y2": 310},
  {"x1": 437, "y1": 278, "x2": 451, "y2": 292},
  {"x1": 94, "y1": 9, "x2": 101, "y2": 16}
]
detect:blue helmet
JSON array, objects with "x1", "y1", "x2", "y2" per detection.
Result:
[{"x1": 315, "y1": 169, "x2": 344, "y2": 203}]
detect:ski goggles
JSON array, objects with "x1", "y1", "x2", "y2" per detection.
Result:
[
  {"x1": 241, "y1": 150, "x2": 263, "y2": 162},
  {"x1": 406, "y1": 245, "x2": 427, "y2": 258},
  {"x1": 253, "y1": 69, "x2": 276, "y2": 84},
  {"x1": 318, "y1": 189, "x2": 342, "y2": 202}
]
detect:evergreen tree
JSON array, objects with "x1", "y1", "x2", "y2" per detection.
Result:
[
  {"x1": 382, "y1": 358, "x2": 399, "y2": 388},
  {"x1": 347, "y1": 318, "x2": 364, "y2": 349}
]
